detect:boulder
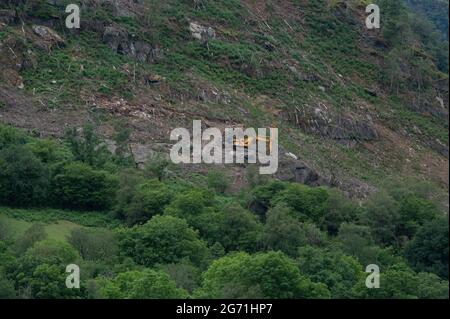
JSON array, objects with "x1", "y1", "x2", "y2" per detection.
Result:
[
  {"x1": 189, "y1": 22, "x2": 216, "y2": 43},
  {"x1": 276, "y1": 153, "x2": 331, "y2": 187},
  {"x1": 102, "y1": 26, "x2": 161, "y2": 63},
  {"x1": 32, "y1": 25, "x2": 65, "y2": 51}
]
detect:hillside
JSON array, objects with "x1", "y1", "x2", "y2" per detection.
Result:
[
  {"x1": 0, "y1": 0, "x2": 448, "y2": 197},
  {"x1": 0, "y1": 0, "x2": 449, "y2": 300},
  {"x1": 405, "y1": 0, "x2": 449, "y2": 39}
]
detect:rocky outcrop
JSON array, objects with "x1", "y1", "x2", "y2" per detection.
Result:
[
  {"x1": 276, "y1": 153, "x2": 331, "y2": 187},
  {"x1": 102, "y1": 25, "x2": 162, "y2": 63},
  {"x1": 32, "y1": 25, "x2": 65, "y2": 51},
  {"x1": 189, "y1": 22, "x2": 216, "y2": 43},
  {"x1": 284, "y1": 105, "x2": 378, "y2": 143}
]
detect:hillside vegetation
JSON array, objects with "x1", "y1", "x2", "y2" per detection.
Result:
[{"x1": 0, "y1": 0, "x2": 448, "y2": 299}]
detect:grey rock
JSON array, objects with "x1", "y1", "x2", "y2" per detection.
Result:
[
  {"x1": 284, "y1": 106, "x2": 378, "y2": 142},
  {"x1": 189, "y1": 22, "x2": 216, "y2": 43},
  {"x1": 276, "y1": 154, "x2": 330, "y2": 187},
  {"x1": 32, "y1": 25, "x2": 65, "y2": 47},
  {"x1": 102, "y1": 26, "x2": 161, "y2": 63}
]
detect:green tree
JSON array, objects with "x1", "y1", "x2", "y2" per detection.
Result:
[
  {"x1": 217, "y1": 204, "x2": 262, "y2": 253},
  {"x1": 51, "y1": 162, "x2": 118, "y2": 210},
  {"x1": 65, "y1": 124, "x2": 111, "y2": 168},
  {"x1": 353, "y1": 263, "x2": 448, "y2": 299},
  {"x1": 0, "y1": 145, "x2": 49, "y2": 207},
  {"x1": 0, "y1": 124, "x2": 28, "y2": 149},
  {"x1": 111, "y1": 120, "x2": 134, "y2": 166},
  {"x1": 273, "y1": 184, "x2": 329, "y2": 225},
  {"x1": 396, "y1": 196, "x2": 439, "y2": 240},
  {"x1": 7, "y1": 240, "x2": 85, "y2": 299},
  {"x1": 362, "y1": 191, "x2": 400, "y2": 246},
  {"x1": 118, "y1": 215, "x2": 209, "y2": 267},
  {"x1": 338, "y1": 223, "x2": 373, "y2": 259},
  {"x1": 262, "y1": 204, "x2": 304, "y2": 256},
  {"x1": 297, "y1": 246, "x2": 365, "y2": 299},
  {"x1": 165, "y1": 188, "x2": 212, "y2": 216},
  {"x1": 97, "y1": 269, "x2": 188, "y2": 299},
  {"x1": 121, "y1": 179, "x2": 172, "y2": 225},
  {"x1": 68, "y1": 228, "x2": 118, "y2": 261},
  {"x1": 25, "y1": 139, "x2": 73, "y2": 164},
  {"x1": 160, "y1": 260, "x2": 202, "y2": 293},
  {"x1": 415, "y1": 272, "x2": 449, "y2": 299},
  {"x1": 322, "y1": 189, "x2": 360, "y2": 235},
  {"x1": 195, "y1": 251, "x2": 330, "y2": 299},
  {"x1": 113, "y1": 168, "x2": 145, "y2": 219},
  {"x1": 0, "y1": 273, "x2": 16, "y2": 298},
  {"x1": 207, "y1": 170, "x2": 230, "y2": 194},
  {"x1": 144, "y1": 153, "x2": 173, "y2": 181},
  {"x1": 404, "y1": 217, "x2": 449, "y2": 279},
  {"x1": 248, "y1": 180, "x2": 287, "y2": 219}
]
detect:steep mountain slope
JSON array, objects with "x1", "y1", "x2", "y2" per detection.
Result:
[
  {"x1": 0, "y1": 0, "x2": 448, "y2": 199},
  {"x1": 405, "y1": 0, "x2": 449, "y2": 39}
]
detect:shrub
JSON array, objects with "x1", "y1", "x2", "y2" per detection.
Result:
[
  {"x1": 14, "y1": 223, "x2": 47, "y2": 254},
  {"x1": 322, "y1": 188, "x2": 360, "y2": 235},
  {"x1": 273, "y1": 184, "x2": 330, "y2": 225}
]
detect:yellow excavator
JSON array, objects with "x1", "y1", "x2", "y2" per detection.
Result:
[{"x1": 231, "y1": 128, "x2": 276, "y2": 153}]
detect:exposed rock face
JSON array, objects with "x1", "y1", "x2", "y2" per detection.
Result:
[
  {"x1": 284, "y1": 106, "x2": 378, "y2": 143},
  {"x1": 26, "y1": 0, "x2": 160, "y2": 63},
  {"x1": 130, "y1": 143, "x2": 156, "y2": 167},
  {"x1": 32, "y1": 25, "x2": 65, "y2": 51},
  {"x1": 276, "y1": 154, "x2": 331, "y2": 187},
  {"x1": 102, "y1": 26, "x2": 162, "y2": 63},
  {"x1": 189, "y1": 22, "x2": 216, "y2": 43}
]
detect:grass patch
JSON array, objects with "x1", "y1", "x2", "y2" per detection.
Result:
[{"x1": 0, "y1": 206, "x2": 121, "y2": 228}]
